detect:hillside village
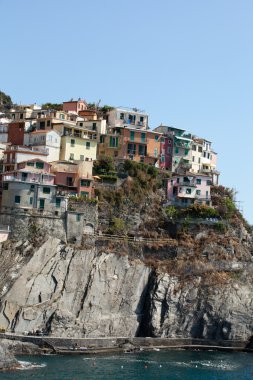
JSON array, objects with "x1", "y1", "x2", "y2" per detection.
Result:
[{"x1": 0, "y1": 95, "x2": 220, "y2": 220}]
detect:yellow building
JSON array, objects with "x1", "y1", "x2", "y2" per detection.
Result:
[{"x1": 60, "y1": 133, "x2": 97, "y2": 162}]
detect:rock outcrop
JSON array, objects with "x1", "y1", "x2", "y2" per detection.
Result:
[
  {"x1": 0, "y1": 345, "x2": 20, "y2": 370},
  {"x1": 0, "y1": 223, "x2": 252, "y2": 341},
  {"x1": 0, "y1": 238, "x2": 150, "y2": 337}
]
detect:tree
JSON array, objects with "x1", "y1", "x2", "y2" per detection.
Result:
[{"x1": 0, "y1": 91, "x2": 13, "y2": 112}]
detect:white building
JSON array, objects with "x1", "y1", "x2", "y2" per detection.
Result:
[
  {"x1": 107, "y1": 107, "x2": 148, "y2": 130},
  {"x1": 24, "y1": 130, "x2": 61, "y2": 162}
]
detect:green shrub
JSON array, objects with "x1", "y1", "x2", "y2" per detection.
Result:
[
  {"x1": 214, "y1": 221, "x2": 227, "y2": 233},
  {"x1": 165, "y1": 206, "x2": 179, "y2": 219},
  {"x1": 107, "y1": 217, "x2": 126, "y2": 235}
]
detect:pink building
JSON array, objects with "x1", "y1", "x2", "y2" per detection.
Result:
[
  {"x1": 63, "y1": 99, "x2": 87, "y2": 113},
  {"x1": 167, "y1": 172, "x2": 212, "y2": 207},
  {"x1": 160, "y1": 136, "x2": 173, "y2": 170},
  {"x1": 51, "y1": 161, "x2": 94, "y2": 198}
]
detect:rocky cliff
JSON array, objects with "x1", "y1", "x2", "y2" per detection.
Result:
[{"x1": 0, "y1": 220, "x2": 253, "y2": 341}]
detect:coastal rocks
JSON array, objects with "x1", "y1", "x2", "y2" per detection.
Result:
[
  {"x1": 0, "y1": 229, "x2": 253, "y2": 342},
  {"x1": 0, "y1": 237, "x2": 151, "y2": 338},
  {"x1": 0, "y1": 344, "x2": 20, "y2": 370},
  {"x1": 0, "y1": 339, "x2": 43, "y2": 355},
  {"x1": 139, "y1": 271, "x2": 253, "y2": 340}
]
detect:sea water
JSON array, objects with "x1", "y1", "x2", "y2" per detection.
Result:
[{"x1": 1, "y1": 350, "x2": 253, "y2": 380}]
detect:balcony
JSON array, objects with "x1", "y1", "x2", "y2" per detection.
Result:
[
  {"x1": 3, "y1": 175, "x2": 54, "y2": 185},
  {"x1": 5, "y1": 146, "x2": 49, "y2": 155},
  {"x1": 174, "y1": 181, "x2": 196, "y2": 187}
]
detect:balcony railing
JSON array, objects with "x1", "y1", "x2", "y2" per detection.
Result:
[
  {"x1": 175, "y1": 181, "x2": 196, "y2": 187},
  {"x1": 5, "y1": 146, "x2": 49, "y2": 154},
  {"x1": 3, "y1": 176, "x2": 54, "y2": 185}
]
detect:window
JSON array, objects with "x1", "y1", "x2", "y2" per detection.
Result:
[
  {"x1": 186, "y1": 188, "x2": 191, "y2": 194},
  {"x1": 56, "y1": 198, "x2": 61, "y2": 208},
  {"x1": 155, "y1": 135, "x2": 159, "y2": 141},
  {"x1": 196, "y1": 178, "x2": 201, "y2": 185},
  {"x1": 92, "y1": 123, "x2": 96, "y2": 130},
  {"x1": 80, "y1": 155, "x2": 84, "y2": 161},
  {"x1": 177, "y1": 178, "x2": 180, "y2": 183},
  {"x1": 185, "y1": 149, "x2": 189, "y2": 155},
  {"x1": 167, "y1": 147, "x2": 171, "y2": 153},
  {"x1": 60, "y1": 114, "x2": 65, "y2": 120},
  {"x1": 66, "y1": 177, "x2": 73, "y2": 186},
  {"x1": 39, "y1": 121, "x2": 45, "y2": 129},
  {"x1": 130, "y1": 131, "x2": 135, "y2": 141},
  {"x1": 161, "y1": 137, "x2": 165, "y2": 143},
  {"x1": 207, "y1": 153, "x2": 210, "y2": 159},
  {"x1": 20, "y1": 113, "x2": 23, "y2": 119},
  {"x1": 161, "y1": 155, "x2": 165, "y2": 162},
  {"x1": 128, "y1": 114, "x2": 136, "y2": 124},
  {"x1": 70, "y1": 153, "x2": 74, "y2": 160},
  {"x1": 47, "y1": 120, "x2": 51, "y2": 127},
  {"x1": 43, "y1": 187, "x2": 50, "y2": 194},
  {"x1": 196, "y1": 190, "x2": 201, "y2": 195},
  {"x1": 15, "y1": 195, "x2": 21, "y2": 204},
  {"x1": 109, "y1": 136, "x2": 118, "y2": 147},
  {"x1": 27, "y1": 161, "x2": 34, "y2": 167},
  {"x1": 86, "y1": 141, "x2": 91, "y2": 149},
  {"x1": 120, "y1": 113, "x2": 124, "y2": 120},
  {"x1": 79, "y1": 122, "x2": 83, "y2": 127},
  {"x1": 192, "y1": 145, "x2": 196, "y2": 151},
  {"x1": 141, "y1": 132, "x2": 146, "y2": 143},
  {"x1": 138, "y1": 145, "x2": 146, "y2": 156},
  {"x1": 127, "y1": 143, "x2": 136, "y2": 154},
  {"x1": 198, "y1": 146, "x2": 203, "y2": 152},
  {"x1": 80, "y1": 179, "x2": 90, "y2": 187},
  {"x1": 71, "y1": 139, "x2": 75, "y2": 147},
  {"x1": 140, "y1": 116, "x2": 144, "y2": 123},
  {"x1": 30, "y1": 197, "x2": 33, "y2": 205},
  {"x1": 207, "y1": 180, "x2": 212, "y2": 186},
  {"x1": 3, "y1": 183, "x2": 8, "y2": 190},
  {"x1": 80, "y1": 191, "x2": 89, "y2": 197},
  {"x1": 30, "y1": 184, "x2": 35, "y2": 191},
  {"x1": 198, "y1": 158, "x2": 201, "y2": 163},
  {"x1": 36, "y1": 162, "x2": 44, "y2": 169},
  {"x1": 76, "y1": 214, "x2": 81, "y2": 221},
  {"x1": 154, "y1": 148, "x2": 158, "y2": 158},
  {"x1": 206, "y1": 191, "x2": 209, "y2": 198},
  {"x1": 192, "y1": 156, "x2": 195, "y2": 162},
  {"x1": 175, "y1": 147, "x2": 179, "y2": 154}
]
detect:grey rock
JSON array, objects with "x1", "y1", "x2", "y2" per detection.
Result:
[{"x1": 0, "y1": 344, "x2": 20, "y2": 370}]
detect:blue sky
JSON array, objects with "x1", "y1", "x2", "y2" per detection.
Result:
[{"x1": 1, "y1": 0, "x2": 252, "y2": 223}]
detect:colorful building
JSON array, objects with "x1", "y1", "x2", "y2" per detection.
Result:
[
  {"x1": 107, "y1": 107, "x2": 149, "y2": 130},
  {"x1": 59, "y1": 126, "x2": 97, "y2": 162},
  {"x1": 3, "y1": 145, "x2": 49, "y2": 173},
  {"x1": 50, "y1": 160, "x2": 94, "y2": 198},
  {"x1": 24, "y1": 130, "x2": 61, "y2": 162},
  {"x1": 63, "y1": 99, "x2": 87, "y2": 113},
  {"x1": 1, "y1": 159, "x2": 56, "y2": 211},
  {"x1": 167, "y1": 172, "x2": 212, "y2": 207},
  {"x1": 98, "y1": 126, "x2": 162, "y2": 165}
]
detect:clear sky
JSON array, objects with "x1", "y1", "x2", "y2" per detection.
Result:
[{"x1": 1, "y1": 0, "x2": 252, "y2": 223}]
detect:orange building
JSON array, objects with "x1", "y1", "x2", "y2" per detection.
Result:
[{"x1": 98, "y1": 127, "x2": 162, "y2": 165}]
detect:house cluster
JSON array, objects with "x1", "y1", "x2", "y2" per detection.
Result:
[{"x1": 0, "y1": 98, "x2": 219, "y2": 212}]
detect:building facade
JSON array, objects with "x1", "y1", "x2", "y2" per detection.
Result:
[{"x1": 167, "y1": 173, "x2": 212, "y2": 207}]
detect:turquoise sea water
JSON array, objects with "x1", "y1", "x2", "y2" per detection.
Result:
[{"x1": 1, "y1": 350, "x2": 253, "y2": 380}]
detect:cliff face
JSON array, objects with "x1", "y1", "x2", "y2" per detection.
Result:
[
  {"x1": 0, "y1": 238, "x2": 150, "y2": 337},
  {"x1": 0, "y1": 224, "x2": 253, "y2": 341}
]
